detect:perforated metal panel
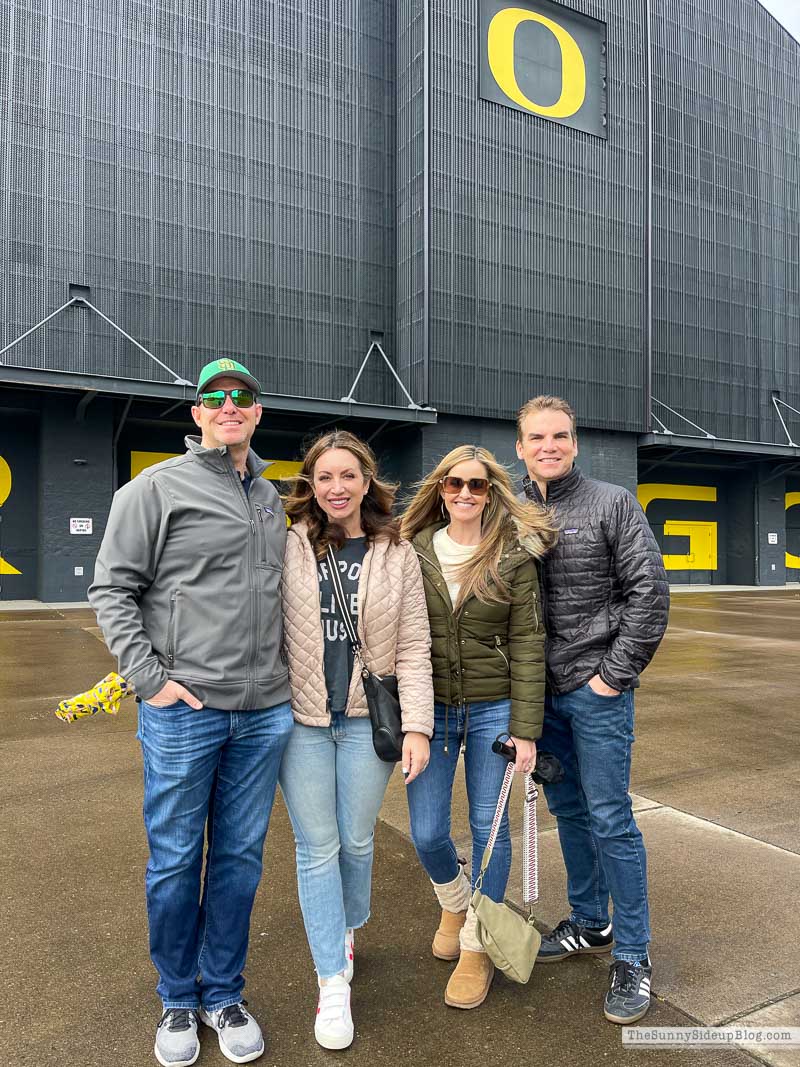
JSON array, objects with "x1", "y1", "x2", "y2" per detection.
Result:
[
  {"x1": 651, "y1": 0, "x2": 800, "y2": 443},
  {"x1": 0, "y1": 0, "x2": 397, "y2": 403},
  {"x1": 397, "y1": 0, "x2": 649, "y2": 430}
]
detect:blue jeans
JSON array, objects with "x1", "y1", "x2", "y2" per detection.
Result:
[
  {"x1": 540, "y1": 684, "x2": 650, "y2": 962},
  {"x1": 406, "y1": 700, "x2": 512, "y2": 903},
  {"x1": 137, "y1": 699, "x2": 293, "y2": 1010},
  {"x1": 278, "y1": 713, "x2": 394, "y2": 979}
]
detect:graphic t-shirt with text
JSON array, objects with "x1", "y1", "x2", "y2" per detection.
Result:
[{"x1": 317, "y1": 536, "x2": 368, "y2": 714}]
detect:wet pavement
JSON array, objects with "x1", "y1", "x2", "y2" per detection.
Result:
[{"x1": 1, "y1": 590, "x2": 799, "y2": 1067}]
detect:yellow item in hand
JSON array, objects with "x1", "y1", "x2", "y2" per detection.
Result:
[{"x1": 56, "y1": 672, "x2": 134, "y2": 723}]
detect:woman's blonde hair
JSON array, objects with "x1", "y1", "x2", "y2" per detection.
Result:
[
  {"x1": 284, "y1": 430, "x2": 400, "y2": 558},
  {"x1": 400, "y1": 445, "x2": 557, "y2": 608}
]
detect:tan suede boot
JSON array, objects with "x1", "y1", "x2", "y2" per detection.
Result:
[
  {"x1": 432, "y1": 909, "x2": 467, "y2": 960},
  {"x1": 431, "y1": 866, "x2": 471, "y2": 960},
  {"x1": 444, "y1": 949, "x2": 494, "y2": 1009}
]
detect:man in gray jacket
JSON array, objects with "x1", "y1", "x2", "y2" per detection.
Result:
[
  {"x1": 516, "y1": 395, "x2": 669, "y2": 1026},
  {"x1": 90, "y1": 358, "x2": 292, "y2": 1067}
]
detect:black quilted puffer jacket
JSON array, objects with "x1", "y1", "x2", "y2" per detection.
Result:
[{"x1": 522, "y1": 466, "x2": 669, "y2": 695}]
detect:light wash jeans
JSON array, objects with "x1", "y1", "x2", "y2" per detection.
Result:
[
  {"x1": 406, "y1": 700, "x2": 513, "y2": 903},
  {"x1": 137, "y1": 698, "x2": 293, "y2": 1010},
  {"x1": 540, "y1": 684, "x2": 650, "y2": 962},
  {"x1": 278, "y1": 713, "x2": 394, "y2": 979}
]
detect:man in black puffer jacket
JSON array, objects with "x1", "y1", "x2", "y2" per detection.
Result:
[{"x1": 517, "y1": 395, "x2": 669, "y2": 1026}]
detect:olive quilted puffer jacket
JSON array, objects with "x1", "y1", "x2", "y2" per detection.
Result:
[{"x1": 412, "y1": 523, "x2": 546, "y2": 740}]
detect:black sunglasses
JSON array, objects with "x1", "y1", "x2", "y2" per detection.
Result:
[{"x1": 198, "y1": 388, "x2": 256, "y2": 409}]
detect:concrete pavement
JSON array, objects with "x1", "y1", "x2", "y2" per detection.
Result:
[{"x1": 1, "y1": 591, "x2": 799, "y2": 1066}]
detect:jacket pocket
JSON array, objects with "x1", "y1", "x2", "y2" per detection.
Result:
[
  {"x1": 494, "y1": 635, "x2": 510, "y2": 672},
  {"x1": 254, "y1": 502, "x2": 284, "y2": 567},
  {"x1": 167, "y1": 589, "x2": 179, "y2": 668}
]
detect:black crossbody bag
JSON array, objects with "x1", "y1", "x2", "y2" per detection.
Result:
[{"x1": 326, "y1": 545, "x2": 403, "y2": 763}]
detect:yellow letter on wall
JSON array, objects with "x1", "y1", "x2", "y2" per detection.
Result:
[
  {"x1": 0, "y1": 455, "x2": 22, "y2": 575},
  {"x1": 131, "y1": 452, "x2": 301, "y2": 482},
  {"x1": 637, "y1": 484, "x2": 718, "y2": 571},
  {"x1": 487, "y1": 8, "x2": 586, "y2": 119},
  {"x1": 786, "y1": 493, "x2": 800, "y2": 570}
]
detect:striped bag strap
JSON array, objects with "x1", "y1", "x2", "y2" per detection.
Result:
[
  {"x1": 475, "y1": 763, "x2": 539, "y2": 906},
  {"x1": 522, "y1": 773, "x2": 539, "y2": 906}
]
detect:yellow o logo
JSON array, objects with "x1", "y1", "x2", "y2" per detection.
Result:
[
  {"x1": 0, "y1": 455, "x2": 11, "y2": 508},
  {"x1": 786, "y1": 492, "x2": 800, "y2": 570},
  {"x1": 487, "y1": 7, "x2": 586, "y2": 119},
  {"x1": 0, "y1": 454, "x2": 22, "y2": 575}
]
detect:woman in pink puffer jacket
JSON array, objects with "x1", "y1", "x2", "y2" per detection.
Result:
[{"x1": 279, "y1": 430, "x2": 433, "y2": 1051}]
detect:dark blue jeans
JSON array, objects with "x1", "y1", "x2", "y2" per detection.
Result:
[
  {"x1": 137, "y1": 699, "x2": 293, "y2": 1010},
  {"x1": 406, "y1": 700, "x2": 513, "y2": 903},
  {"x1": 540, "y1": 684, "x2": 650, "y2": 962}
]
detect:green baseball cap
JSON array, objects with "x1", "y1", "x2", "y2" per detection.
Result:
[{"x1": 196, "y1": 358, "x2": 261, "y2": 398}]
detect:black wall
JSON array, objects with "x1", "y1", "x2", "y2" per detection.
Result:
[
  {"x1": 398, "y1": 0, "x2": 650, "y2": 430},
  {"x1": 651, "y1": 0, "x2": 800, "y2": 444},
  {"x1": 0, "y1": 410, "x2": 39, "y2": 600},
  {"x1": 1, "y1": 0, "x2": 398, "y2": 404},
  {"x1": 3, "y1": 0, "x2": 800, "y2": 450},
  {"x1": 788, "y1": 475, "x2": 800, "y2": 582},
  {"x1": 38, "y1": 394, "x2": 114, "y2": 601}
]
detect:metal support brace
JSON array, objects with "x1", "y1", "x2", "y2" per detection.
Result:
[
  {"x1": 651, "y1": 397, "x2": 715, "y2": 438},
  {"x1": 341, "y1": 342, "x2": 424, "y2": 410},
  {"x1": 75, "y1": 390, "x2": 97, "y2": 423},
  {"x1": 0, "y1": 297, "x2": 193, "y2": 387},
  {"x1": 651, "y1": 410, "x2": 672, "y2": 434},
  {"x1": 772, "y1": 395, "x2": 799, "y2": 448}
]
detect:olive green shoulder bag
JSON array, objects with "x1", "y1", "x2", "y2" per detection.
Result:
[{"x1": 471, "y1": 762, "x2": 541, "y2": 983}]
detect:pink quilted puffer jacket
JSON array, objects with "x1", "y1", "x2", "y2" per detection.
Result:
[{"x1": 281, "y1": 522, "x2": 434, "y2": 735}]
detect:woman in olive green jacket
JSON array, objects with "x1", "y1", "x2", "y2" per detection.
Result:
[{"x1": 400, "y1": 444, "x2": 556, "y2": 1010}]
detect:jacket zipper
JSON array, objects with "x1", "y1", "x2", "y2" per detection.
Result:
[
  {"x1": 228, "y1": 460, "x2": 258, "y2": 708},
  {"x1": 494, "y1": 635, "x2": 510, "y2": 671},
  {"x1": 415, "y1": 550, "x2": 455, "y2": 613},
  {"x1": 415, "y1": 547, "x2": 464, "y2": 704},
  {"x1": 532, "y1": 589, "x2": 539, "y2": 631},
  {"x1": 167, "y1": 590, "x2": 178, "y2": 668},
  {"x1": 254, "y1": 503, "x2": 267, "y2": 563}
]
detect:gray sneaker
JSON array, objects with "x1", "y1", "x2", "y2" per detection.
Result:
[
  {"x1": 154, "y1": 1009, "x2": 199, "y2": 1067},
  {"x1": 200, "y1": 1001, "x2": 264, "y2": 1063}
]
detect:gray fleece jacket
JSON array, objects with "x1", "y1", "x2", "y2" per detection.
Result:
[{"x1": 89, "y1": 436, "x2": 290, "y2": 710}]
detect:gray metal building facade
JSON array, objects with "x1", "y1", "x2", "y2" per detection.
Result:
[{"x1": 0, "y1": 0, "x2": 799, "y2": 601}]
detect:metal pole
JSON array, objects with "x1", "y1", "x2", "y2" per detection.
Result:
[
  {"x1": 341, "y1": 343, "x2": 376, "y2": 403},
  {"x1": 341, "y1": 342, "x2": 423, "y2": 409},
  {"x1": 651, "y1": 411, "x2": 671, "y2": 434},
  {"x1": 423, "y1": 0, "x2": 431, "y2": 407},
  {"x1": 111, "y1": 395, "x2": 134, "y2": 492},
  {"x1": 644, "y1": 0, "x2": 654, "y2": 433},
  {"x1": 373, "y1": 343, "x2": 422, "y2": 408},
  {"x1": 652, "y1": 398, "x2": 715, "y2": 438},
  {"x1": 0, "y1": 298, "x2": 78, "y2": 363},
  {"x1": 79, "y1": 299, "x2": 193, "y2": 385},
  {"x1": 772, "y1": 395, "x2": 797, "y2": 447}
]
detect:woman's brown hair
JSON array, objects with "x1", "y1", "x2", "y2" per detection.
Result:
[
  {"x1": 400, "y1": 444, "x2": 557, "y2": 609},
  {"x1": 284, "y1": 430, "x2": 400, "y2": 558}
]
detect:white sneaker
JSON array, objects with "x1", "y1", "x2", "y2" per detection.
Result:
[
  {"x1": 315, "y1": 974, "x2": 354, "y2": 1050},
  {"x1": 343, "y1": 927, "x2": 355, "y2": 983},
  {"x1": 154, "y1": 1009, "x2": 199, "y2": 1067}
]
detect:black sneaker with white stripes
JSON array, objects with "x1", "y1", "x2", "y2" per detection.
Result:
[
  {"x1": 604, "y1": 957, "x2": 652, "y2": 1024},
  {"x1": 537, "y1": 918, "x2": 614, "y2": 962}
]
